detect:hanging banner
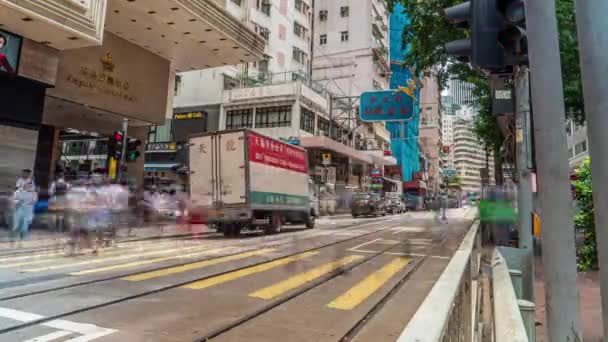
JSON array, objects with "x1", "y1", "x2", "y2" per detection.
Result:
[{"x1": 0, "y1": 29, "x2": 22, "y2": 75}]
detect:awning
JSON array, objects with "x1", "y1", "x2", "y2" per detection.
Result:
[
  {"x1": 144, "y1": 163, "x2": 179, "y2": 171},
  {"x1": 299, "y1": 136, "x2": 374, "y2": 164}
]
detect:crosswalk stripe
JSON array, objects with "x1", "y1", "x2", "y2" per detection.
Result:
[
  {"x1": 69, "y1": 247, "x2": 234, "y2": 276},
  {"x1": 123, "y1": 248, "x2": 277, "y2": 282},
  {"x1": 19, "y1": 245, "x2": 206, "y2": 273},
  {"x1": 327, "y1": 257, "x2": 411, "y2": 310},
  {"x1": 182, "y1": 251, "x2": 319, "y2": 290},
  {"x1": 249, "y1": 255, "x2": 364, "y2": 300},
  {"x1": 0, "y1": 239, "x2": 199, "y2": 268},
  {"x1": 23, "y1": 330, "x2": 73, "y2": 342}
]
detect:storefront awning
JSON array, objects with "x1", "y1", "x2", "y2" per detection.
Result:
[
  {"x1": 144, "y1": 163, "x2": 178, "y2": 171},
  {"x1": 299, "y1": 136, "x2": 374, "y2": 164}
]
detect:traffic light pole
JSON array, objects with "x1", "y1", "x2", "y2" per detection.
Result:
[
  {"x1": 119, "y1": 118, "x2": 129, "y2": 181},
  {"x1": 574, "y1": 0, "x2": 608, "y2": 336},
  {"x1": 514, "y1": 66, "x2": 534, "y2": 302},
  {"x1": 526, "y1": 1, "x2": 582, "y2": 340}
]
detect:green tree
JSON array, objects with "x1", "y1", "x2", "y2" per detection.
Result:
[
  {"x1": 388, "y1": 0, "x2": 584, "y2": 183},
  {"x1": 572, "y1": 158, "x2": 596, "y2": 270}
]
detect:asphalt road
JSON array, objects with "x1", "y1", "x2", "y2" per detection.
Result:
[{"x1": 0, "y1": 209, "x2": 476, "y2": 342}]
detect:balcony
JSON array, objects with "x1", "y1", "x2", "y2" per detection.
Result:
[
  {"x1": 372, "y1": 47, "x2": 390, "y2": 75},
  {"x1": 0, "y1": 0, "x2": 107, "y2": 49}
]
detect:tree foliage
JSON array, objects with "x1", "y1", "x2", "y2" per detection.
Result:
[
  {"x1": 572, "y1": 158, "x2": 596, "y2": 270},
  {"x1": 387, "y1": 0, "x2": 584, "y2": 126}
]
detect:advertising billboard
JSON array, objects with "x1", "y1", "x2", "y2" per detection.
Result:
[{"x1": 0, "y1": 29, "x2": 22, "y2": 75}]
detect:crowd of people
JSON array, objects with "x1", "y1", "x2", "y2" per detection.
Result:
[{"x1": 1, "y1": 169, "x2": 194, "y2": 251}]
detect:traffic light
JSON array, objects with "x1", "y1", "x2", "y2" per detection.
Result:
[
  {"x1": 442, "y1": 146, "x2": 450, "y2": 153},
  {"x1": 108, "y1": 131, "x2": 124, "y2": 160},
  {"x1": 443, "y1": 0, "x2": 507, "y2": 72},
  {"x1": 126, "y1": 138, "x2": 142, "y2": 162},
  {"x1": 496, "y1": 0, "x2": 528, "y2": 65}
]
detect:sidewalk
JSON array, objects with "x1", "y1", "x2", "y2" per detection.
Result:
[{"x1": 535, "y1": 255, "x2": 604, "y2": 341}]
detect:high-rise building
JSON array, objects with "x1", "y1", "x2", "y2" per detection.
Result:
[
  {"x1": 452, "y1": 108, "x2": 495, "y2": 194},
  {"x1": 312, "y1": 0, "x2": 392, "y2": 151},
  {"x1": 449, "y1": 78, "x2": 474, "y2": 108},
  {"x1": 418, "y1": 76, "x2": 443, "y2": 194}
]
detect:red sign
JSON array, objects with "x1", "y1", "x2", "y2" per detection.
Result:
[{"x1": 248, "y1": 132, "x2": 308, "y2": 174}]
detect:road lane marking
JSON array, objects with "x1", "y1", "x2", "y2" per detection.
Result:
[
  {"x1": 24, "y1": 330, "x2": 73, "y2": 342},
  {"x1": 249, "y1": 255, "x2": 364, "y2": 300},
  {"x1": 348, "y1": 238, "x2": 399, "y2": 254},
  {"x1": 123, "y1": 248, "x2": 276, "y2": 282},
  {"x1": 20, "y1": 245, "x2": 206, "y2": 272},
  {"x1": 0, "y1": 306, "x2": 116, "y2": 341},
  {"x1": 69, "y1": 247, "x2": 233, "y2": 276},
  {"x1": 391, "y1": 226, "x2": 427, "y2": 234},
  {"x1": 182, "y1": 251, "x2": 319, "y2": 290},
  {"x1": 327, "y1": 257, "x2": 411, "y2": 310}
]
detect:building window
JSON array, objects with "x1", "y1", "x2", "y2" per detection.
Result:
[
  {"x1": 568, "y1": 147, "x2": 574, "y2": 158},
  {"x1": 148, "y1": 119, "x2": 173, "y2": 143},
  {"x1": 295, "y1": 0, "x2": 309, "y2": 13},
  {"x1": 256, "y1": 106, "x2": 292, "y2": 128},
  {"x1": 256, "y1": 0, "x2": 271, "y2": 15},
  {"x1": 300, "y1": 107, "x2": 315, "y2": 133},
  {"x1": 373, "y1": 79, "x2": 381, "y2": 90},
  {"x1": 253, "y1": 23, "x2": 270, "y2": 41},
  {"x1": 226, "y1": 109, "x2": 253, "y2": 129},
  {"x1": 318, "y1": 117, "x2": 330, "y2": 136},
  {"x1": 293, "y1": 46, "x2": 307, "y2": 64},
  {"x1": 258, "y1": 58, "x2": 269, "y2": 74},
  {"x1": 340, "y1": 31, "x2": 349, "y2": 42},
  {"x1": 294, "y1": 22, "x2": 307, "y2": 39},
  {"x1": 575, "y1": 140, "x2": 588, "y2": 155},
  {"x1": 230, "y1": 0, "x2": 241, "y2": 5},
  {"x1": 340, "y1": 6, "x2": 349, "y2": 17},
  {"x1": 319, "y1": 34, "x2": 327, "y2": 45},
  {"x1": 174, "y1": 74, "x2": 182, "y2": 96},
  {"x1": 223, "y1": 75, "x2": 238, "y2": 90},
  {"x1": 319, "y1": 10, "x2": 328, "y2": 21}
]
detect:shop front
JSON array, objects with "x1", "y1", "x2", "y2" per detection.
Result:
[{"x1": 0, "y1": 28, "x2": 60, "y2": 193}]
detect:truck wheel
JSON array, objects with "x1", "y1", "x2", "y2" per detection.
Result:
[
  {"x1": 305, "y1": 215, "x2": 315, "y2": 229},
  {"x1": 266, "y1": 213, "x2": 282, "y2": 234}
]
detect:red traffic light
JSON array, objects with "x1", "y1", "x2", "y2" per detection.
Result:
[
  {"x1": 442, "y1": 146, "x2": 450, "y2": 153},
  {"x1": 113, "y1": 131, "x2": 124, "y2": 142}
]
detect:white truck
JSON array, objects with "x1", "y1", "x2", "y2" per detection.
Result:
[{"x1": 189, "y1": 129, "x2": 318, "y2": 236}]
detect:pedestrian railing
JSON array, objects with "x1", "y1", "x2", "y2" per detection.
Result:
[
  {"x1": 397, "y1": 221, "x2": 482, "y2": 341},
  {"x1": 492, "y1": 249, "x2": 530, "y2": 342}
]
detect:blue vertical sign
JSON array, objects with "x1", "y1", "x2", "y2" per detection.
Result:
[{"x1": 360, "y1": 86, "x2": 416, "y2": 122}]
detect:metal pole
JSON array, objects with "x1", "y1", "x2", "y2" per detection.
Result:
[
  {"x1": 119, "y1": 118, "x2": 129, "y2": 181},
  {"x1": 526, "y1": 1, "x2": 582, "y2": 340},
  {"x1": 514, "y1": 66, "x2": 535, "y2": 303},
  {"x1": 574, "y1": 0, "x2": 608, "y2": 336}
]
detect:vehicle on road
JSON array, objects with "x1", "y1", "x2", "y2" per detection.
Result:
[
  {"x1": 385, "y1": 192, "x2": 406, "y2": 214},
  {"x1": 189, "y1": 129, "x2": 317, "y2": 236},
  {"x1": 351, "y1": 192, "x2": 386, "y2": 217}
]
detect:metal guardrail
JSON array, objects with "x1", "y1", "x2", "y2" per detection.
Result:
[
  {"x1": 492, "y1": 249, "x2": 529, "y2": 342},
  {"x1": 397, "y1": 221, "x2": 481, "y2": 341}
]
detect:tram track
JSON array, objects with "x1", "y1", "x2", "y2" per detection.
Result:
[{"x1": 0, "y1": 216, "x2": 408, "y2": 336}]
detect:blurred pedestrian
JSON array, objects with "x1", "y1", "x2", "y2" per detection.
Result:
[
  {"x1": 12, "y1": 179, "x2": 37, "y2": 246},
  {"x1": 49, "y1": 173, "x2": 70, "y2": 234},
  {"x1": 16, "y1": 169, "x2": 34, "y2": 191}
]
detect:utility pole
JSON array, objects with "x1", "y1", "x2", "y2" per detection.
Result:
[
  {"x1": 574, "y1": 0, "x2": 608, "y2": 336},
  {"x1": 118, "y1": 118, "x2": 129, "y2": 182},
  {"x1": 526, "y1": 1, "x2": 582, "y2": 340},
  {"x1": 514, "y1": 66, "x2": 534, "y2": 302}
]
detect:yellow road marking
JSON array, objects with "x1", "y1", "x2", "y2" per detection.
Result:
[
  {"x1": 124, "y1": 248, "x2": 277, "y2": 282},
  {"x1": 69, "y1": 247, "x2": 233, "y2": 276},
  {"x1": 327, "y1": 257, "x2": 411, "y2": 310},
  {"x1": 182, "y1": 251, "x2": 319, "y2": 290},
  {"x1": 20, "y1": 245, "x2": 206, "y2": 272},
  {"x1": 0, "y1": 251, "x2": 65, "y2": 264},
  {"x1": 249, "y1": 255, "x2": 364, "y2": 300}
]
